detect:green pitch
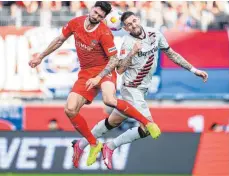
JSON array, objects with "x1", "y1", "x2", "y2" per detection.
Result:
[{"x1": 0, "y1": 174, "x2": 191, "y2": 176}]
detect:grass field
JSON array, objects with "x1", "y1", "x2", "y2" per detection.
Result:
[{"x1": 0, "y1": 174, "x2": 191, "y2": 176}]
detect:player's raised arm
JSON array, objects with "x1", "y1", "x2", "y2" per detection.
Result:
[
  {"x1": 117, "y1": 41, "x2": 141, "y2": 74},
  {"x1": 28, "y1": 34, "x2": 68, "y2": 68},
  {"x1": 29, "y1": 20, "x2": 73, "y2": 68}
]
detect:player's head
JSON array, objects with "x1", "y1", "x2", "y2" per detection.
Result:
[
  {"x1": 121, "y1": 11, "x2": 142, "y2": 36},
  {"x1": 89, "y1": 1, "x2": 112, "y2": 24}
]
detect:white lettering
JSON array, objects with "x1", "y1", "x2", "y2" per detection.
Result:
[
  {"x1": 41, "y1": 138, "x2": 62, "y2": 169},
  {"x1": 16, "y1": 138, "x2": 39, "y2": 169},
  {"x1": 188, "y1": 115, "x2": 204, "y2": 132},
  {"x1": 62, "y1": 138, "x2": 76, "y2": 170},
  {"x1": 0, "y1": 138, "x2": 20, "y2": 169},
  {"x1": 113, "y1": 143, "x2": 130, "y2": 170}
]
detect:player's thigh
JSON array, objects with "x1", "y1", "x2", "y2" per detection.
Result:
[
  {"x1": 121, "y1": 86, "x2": 152, "y2": 118},
  {"x1": 108, "y1": 109, "x2": 126, "y2": 126},
  {"x1": 72, "y1": 70, "x2": 99, "y2": 104},
  {"x1": 100, "y1": 81, "x2": 117, "y2": 105},
  {"x1": 65, "y1": 92, "x2": 87, "y2": 113},
  {"x1": 100, "y1": 71, "x2": 117, "y2": 103}
]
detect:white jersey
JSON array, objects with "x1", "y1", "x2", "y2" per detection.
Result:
[{"x1": 119, "y1": 27, "x2": 169, "y2": 89}]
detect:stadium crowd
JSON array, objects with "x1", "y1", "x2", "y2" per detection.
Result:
[{"x1": 0, "y1": 1, "x2": 229, "y2": 31}]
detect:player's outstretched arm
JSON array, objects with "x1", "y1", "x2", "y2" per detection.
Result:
[
  {"x1": 117, "y1": 41, "x2": 142, "y2": 74},
  {"x1": 163, "y1": 48, "x2": 208, "y2": 82},
  {"x1": 28, "y1": 34, "x2": 68, "y2": 68}
]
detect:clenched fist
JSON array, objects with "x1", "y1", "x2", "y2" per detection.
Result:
[
  {"x1": 28, "y1": 54, "x2": 43, "y2": 68},
  {"x1": 130, "y1": 41, "x2": 142, "y2": 56}
]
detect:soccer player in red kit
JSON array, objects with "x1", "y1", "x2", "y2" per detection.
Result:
[{"x1": 29, "y1": 1, "x2": 160, "y2": 167}]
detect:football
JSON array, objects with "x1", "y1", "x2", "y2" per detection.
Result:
[{"x1": 104, "y1": 9, "x2": 123, "y2": 31}]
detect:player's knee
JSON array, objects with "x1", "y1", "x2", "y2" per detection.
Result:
[
  {"x1": 64, "y1": 105, "x2": 78, "y2": 118},
  {"x1": 138, "y1": 127, "x2": 149, "y2": 138},
  {"x1": 105, "y1": 118, "x2": 117, "y2": 129},
  {"x1": 108, "y1": 118, "x2": 122, "y2": 127},
  {"x1": 102, "y1": 95, "x2": 117, "y2": 108}
]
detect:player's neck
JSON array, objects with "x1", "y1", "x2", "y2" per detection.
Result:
[
  {"x1": 85, "y1": 17, "x2": 98, "y2": 30},
  {"x1": 131, "y1": 27, "x2": 146, "y2": 40}
]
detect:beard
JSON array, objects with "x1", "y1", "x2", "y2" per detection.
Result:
[
  {"x1": 89, "y1": 16, "x2": 100, "y2": 24},
  {"x1": 131, "y1": 26, "x2": 142, "y2": 37}
]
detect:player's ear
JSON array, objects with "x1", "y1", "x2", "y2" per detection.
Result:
[{"x1": 122, "y1": 26, "x2": 130, "y2": 33}]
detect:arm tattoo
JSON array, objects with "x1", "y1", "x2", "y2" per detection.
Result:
[
  {"x1": 98, "y1": 54, "x2": 119, "y2": 78},
  {"x1": 117, "y1": 51, "x2": 134, "y2": 74},
  {"x1": 163, "y1": 48, "x2": 192, "y2": 71},
  {"x1": 41, "y1": 35, "x2": 66, "y2": 58}
]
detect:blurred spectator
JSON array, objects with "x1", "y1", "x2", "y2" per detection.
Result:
[
  {"x1": 70, "y1": 1, "x2": 88, "y2": 17},
  {"x1": 147, "y1": 1, "x2": 163, "y2": 28},
  {"x1": 1, "y1": 1, "x2": 229, "y2": 31},
  {"x1": 208, "y1": 1, "x2": 229, "y2": 30},
  {"x1": 40, "y1": 1, "x2": 52, "y2": 27},
  {"x1": 210, "y1": 122, "x2": 229, "y2": 133},
  {"x1": 21, "y1": 1, "x2": 39, "y2": 26},
  {"x1": 48, "y1": 119, "x2": 62, "y2": 131},
  {"x1": 163, "y1": 2, "x2": 178, "y2": 29}
]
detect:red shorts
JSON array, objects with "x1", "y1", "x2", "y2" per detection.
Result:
[{"x1": 71, "y1": 65, "x2": 117, "y2": 103}]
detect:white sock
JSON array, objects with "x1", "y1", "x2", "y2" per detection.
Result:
[
  {"x1": 109, "y1": 127, "x2": 141, "y2": 150},
  {"x1": 79, "y1": 119, "x2": 109, "y2": 149}
]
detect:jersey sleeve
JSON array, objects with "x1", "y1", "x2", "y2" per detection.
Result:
[
  {"x1": 119, "y1": 37, "x2": 132, "y2": 60},
  {"x1": 100, "y1": 30, "x2": 117, "y2": 57},
  {"x1": 157, "y1": 30, "x2": 170, "y2": 50},
  {"x1": 62, "y1": 19, "x2": 74, "y2": 38}
]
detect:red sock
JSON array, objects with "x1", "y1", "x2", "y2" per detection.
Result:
[
  {"x1": 70, "y1": 113, "x2": 96, "y2": 145},
  {"x1": 116, "y1": 99, "x2": 150, "y2": 125}
]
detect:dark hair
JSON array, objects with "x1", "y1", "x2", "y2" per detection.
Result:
[
  {"x1": 94, "y1": 1, "x2": 112, "y2": 16},
  {"x1": 50, "y1": 119, "x2": 57, "y2": 123},
  {"x1": 210, "y1": 123, "x2": 218, "y2": 130},
  {"x1": 121, "y1": 11, "x2": 135, "y2": 23}
]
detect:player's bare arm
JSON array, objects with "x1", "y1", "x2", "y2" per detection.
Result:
[
  {"x1": 99, "y1": 54, "x2": 119, "y2": 78},
  {"x1": 163, "y1": 48, "x2": 208, "y2": 82},
  {"x1": 117, "y1": 42, "x2": 142, "y2": 74},
  {"x1": 86, "y1": 54, "x2": 119, "y2": 91},
  {"x1": 28, "y1": 34, "x2": 68, "y2": 68}
]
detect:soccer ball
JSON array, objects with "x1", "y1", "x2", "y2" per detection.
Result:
[{"x1": 104, "y1": 9, "x2": 123, "y2": 31}]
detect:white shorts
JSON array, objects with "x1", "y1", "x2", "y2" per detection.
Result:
[{"x1": 113, "y1": 86, "x2": 152, "y2": 120}]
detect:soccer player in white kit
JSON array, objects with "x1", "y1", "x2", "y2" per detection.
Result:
[{"x1": 75, "y1": 11, "x2": 208, "y2": 169}]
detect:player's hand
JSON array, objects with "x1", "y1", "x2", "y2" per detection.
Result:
[
  {"x1": 86, "y1": 76, "x2": 102, "y2": 91},
  {"x1": 194, "y1": 69, "x2": 208, "y2": 82},
  {"x1": 130, "y1": 41, "x2": 142, "y2": 56},
  {"x1": 28, "y1": 54, "x2": 43, "y2": 68}
]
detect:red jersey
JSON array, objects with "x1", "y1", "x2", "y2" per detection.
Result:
[{"x1": 62, "y1": 16, "x2": 117, "y2": 69}]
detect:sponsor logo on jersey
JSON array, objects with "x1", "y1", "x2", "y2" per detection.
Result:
[
  {"x1": 121, "y1": 49, "x2": 126, "y2": 55},
  {"x1": 138, "y1": 46, "x2": 158, "y2": 57},
  {"x1": 108, "y1": 46, "x2": 117, "y2": 53},
  {"x1": 91, "y1": 40, "x2": 98, "y2": 47},
  {"x1": 75, "y1": 40, "x2": 93, "y2": 51}
]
